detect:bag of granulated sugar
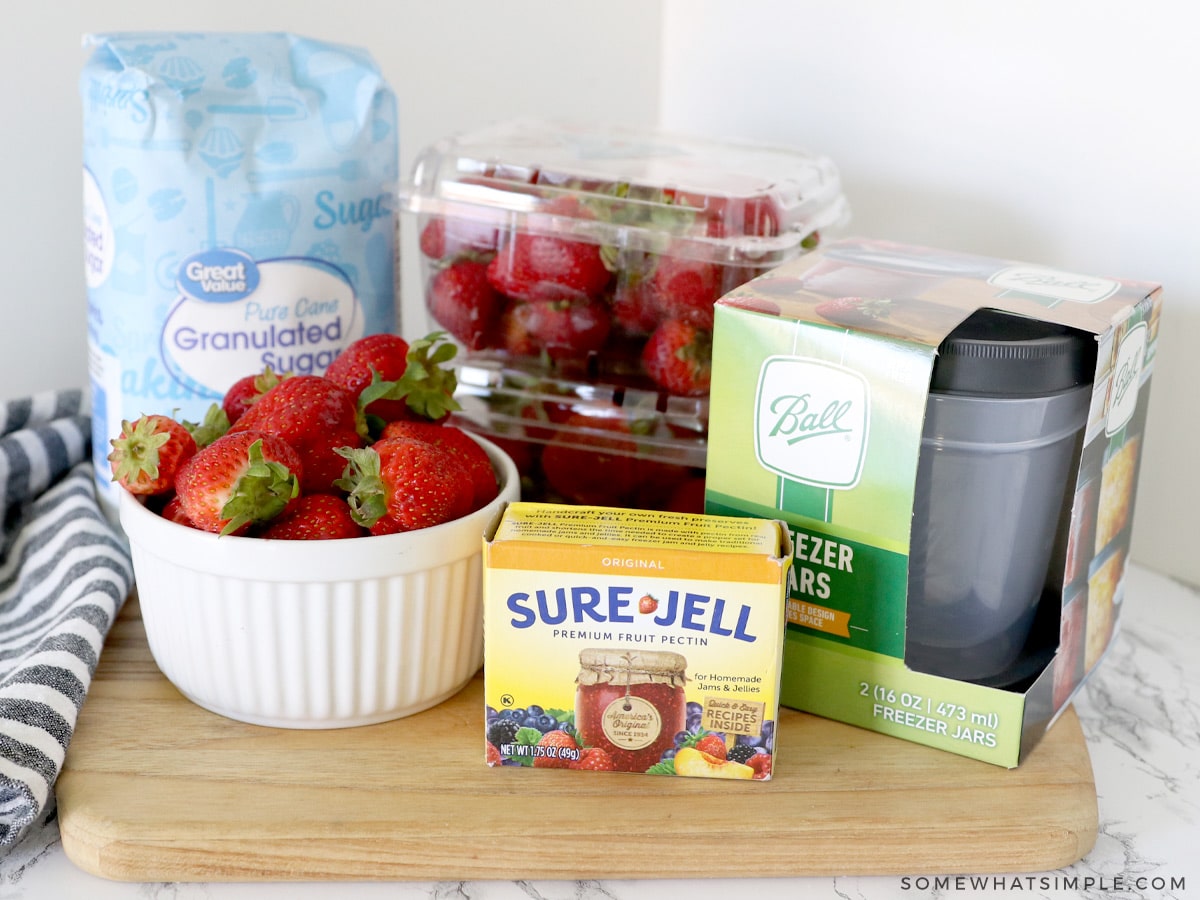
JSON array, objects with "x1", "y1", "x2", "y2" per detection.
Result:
[{"x1": 81, "y1": 32, "x2": 398, "y2": 514}]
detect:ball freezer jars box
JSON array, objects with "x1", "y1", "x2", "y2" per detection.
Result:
[
  {"x1": 483, "y1": 502, "x2": 792, "y2": 779},
  {"x1": 81, "y1": 33, "x2": 399, "y2": 513},
  {"x1": 402, "y1": 119, "x2": 848, "y2": 509},
  {"x1": 704, "y1": 238, "x2": 1162, "y2": 767}
]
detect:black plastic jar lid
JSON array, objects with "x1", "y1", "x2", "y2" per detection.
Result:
[{"x1": 931, "y1": 308, "x2": 1097, "y2": 396}]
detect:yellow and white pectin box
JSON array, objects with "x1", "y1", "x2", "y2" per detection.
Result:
[{"x1": 482, "y1": 502, "x2": 792, "y2": 780}]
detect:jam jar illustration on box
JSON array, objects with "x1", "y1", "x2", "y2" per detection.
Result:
[
  {"x1": 575, "y1": 649, "x2": 688, "y2": 773},
  {"x1": 81, "y1": 32, "x2": 398, "y2": 516}
]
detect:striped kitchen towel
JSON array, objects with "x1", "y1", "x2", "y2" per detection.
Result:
[{"x1": 0, "y1": 390, "x2": 133, "y2": 848}]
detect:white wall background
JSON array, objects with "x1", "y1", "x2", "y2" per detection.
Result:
[
  {"x1": 3, "y1": 1, "x2": 1196, "y2": 585},
  {"x1": 660, "y1": 0, "x2": 1199, "y2": 586}
]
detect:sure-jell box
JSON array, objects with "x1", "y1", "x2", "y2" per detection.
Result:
[{"x1": 483, "y1": 503, "x2": 792, "y2": 779}]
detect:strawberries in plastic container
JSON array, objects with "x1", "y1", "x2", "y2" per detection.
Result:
[
  {"x1": 404, "y1": 119, "x2": 847, "y2": 401},
  {"x1": 402, "y1": 120, "x2": 848, "y2": 509}
]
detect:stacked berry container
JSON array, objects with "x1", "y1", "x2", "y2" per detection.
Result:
[{"x1": 403, "y1": 119, "x2": 848, "y2": 510}]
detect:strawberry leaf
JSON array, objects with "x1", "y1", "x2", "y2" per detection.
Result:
[
  {"x1": 353, "y1": 332, "x2": 462, "y2": 423},
  {"x1": 514, "y1": 726, "x2": 543, "y2": 767},
  {"x1": 395, "y1": 331, "x2": 462, "y2": 421},
  {"x1": 515, "y1": 727, "x2": 542, "y2": 746},
  {"x1": 183, "y1": 403, "x2": 231, "y2": 448},
  {"x1": 332, "y1": 446, "x2": 389, "y2": 528},
  {"x1": 217, "y1": 439, "x2": 299, "y2": 536},
  {"x1": 108, "y1": 417, "x2": 172, "y2": 484}
]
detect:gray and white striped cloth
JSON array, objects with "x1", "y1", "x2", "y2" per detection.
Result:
[{"x1": 0, "y1": 390, "x2": 133, "y2": 848}]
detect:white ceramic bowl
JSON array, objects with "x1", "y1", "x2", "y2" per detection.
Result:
[{"x1": 119, "y1": 434, "x2": 519, "y2": 729}]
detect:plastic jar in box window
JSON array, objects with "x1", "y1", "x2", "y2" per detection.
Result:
[{"x1": 575, "y1": 648, "x2": 687, "y2": 773}]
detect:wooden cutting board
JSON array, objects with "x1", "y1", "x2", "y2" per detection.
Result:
[{"x1": 57, "y1": 598, "x2": 1098, "y2": 882}]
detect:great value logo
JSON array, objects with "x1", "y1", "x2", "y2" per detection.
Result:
[
  {"x1": 1106, "y1": 321, "x2": 1147, "y2": 435},
  {"x1": 754, "y1": 356, "x2": 870, "y2": 489}
]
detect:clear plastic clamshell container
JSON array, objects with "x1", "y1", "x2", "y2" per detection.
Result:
[
  {"x1": 451, "y1": 356, "x2": 710, "y2": 511},
  {"x1": 404, "y1": 119, "x2": 848, "y2": 508}
]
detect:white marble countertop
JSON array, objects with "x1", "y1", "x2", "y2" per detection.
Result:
[{"x1": 3, "y1": 562, "x2": 1196, "y2": 899}]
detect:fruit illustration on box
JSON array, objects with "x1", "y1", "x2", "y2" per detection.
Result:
[
  {"x1": 485, "y1": 680, "x2": 776, "y2": 779},
  {"x1": 487, "y1": 696, "x2": 777, "y2": 777},
  {"x1": 672, "y1": 747, "x2": 754, "y2": 780}
]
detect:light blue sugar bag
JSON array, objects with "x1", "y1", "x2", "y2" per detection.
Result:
[{"x1": 81, "y1": 32, "x2": 398, "y2": 512}]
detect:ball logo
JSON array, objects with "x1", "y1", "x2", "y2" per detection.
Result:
[
  {"x1": 754, "y1": 357, "x2": 870, "y2": 489},
  {"x1": 987, "y1": 265, "x2": 1119, "y2": 304},
  {"x1": 1106, "y1": 321, "x2": 1147, "y2": 435}
]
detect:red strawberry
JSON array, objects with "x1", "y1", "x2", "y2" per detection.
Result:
[
  {"x1": 628, "y1": 459, "x2": 691, "y2": 512},
  {"x1": 335, "y1": 436, "x2": 474, "y2": 533},
  {"x1": 428, "y1": 259, "x2": 504, "y2": 351},
  {"x1": 814, "y1": 296, "x2": 893, "y2": 328},
  {"x1": 380, "y1": 421, "x2": 499, "y2": 510},
  {"x1": 486, "y1": 197, "x2": 611, "y2": 302},
  {"x1": 539, "y1": 412, "x2": 644, "y2": 506},
  {"x1": 259, "y1": 494, "x2": 365, "y2": 540},
  {"x1": 222, "y1": 366, "x2": 287, "y2": 425},
  {"x1": 610, "y1": 276, "x2": 661, "y2": 336},
  {"x1": 503, "y1": 297, "x2": 611, "y2": 360},
  {"x1": 570, "y1": 747, "x2": 615, "y2": 772},
  {"x1": 641, "y1": 319, "x2": 712, "y2": 397},
  {"x1": 108, "y1": 414, "x2": 198, "y2": 496},
  {"x1": 418, "y1": 217, "x2": 446, "y2": 260},
  {"x1": 533, "y1": 729, "x2": 580, "y2": 769},
  {"x1": 694, "y1": 733, "x2": 728, "y2": 760},
  {"x1": 663, "y1": 475, "x2": 706, "y2": 514},
  {"x1": 497, "y1": 303, "x2": 540, "y2": 357},
  {"x1": 481, "y1": 431, "x2": 537, "y2": 478},
  {"x1": 365, "y1": 514, "x2": 404, "y2": 537},
  {"x1": 638, "y1": 594, "x2": 658, "y2": 614},
  {"x1": 704, "y1": 196, "x2": 780, "y2": 239},
  {"x1": 517, "y1": 391, "x2": 576, "y2": 443},
  {"x1": 174, "y1": 430, "x2": 301, "y2": 535},
  {"x1": 747, "y1": 753, "x2": 773, "y2": 780},
  {"x1": 230, "y1": 375, "x2": 364, "y2": 494},
  {"x1": 324, "y1": 333, "x2": 411, "y2": 422},
  {"x1": 160, "y1": 494, "x2": 193, "y2": 527},
  {"x1": 418, "y1": 215, "x2": 497, "y2": 261},
  {"x1": 486, "y1": 741, "x2": 502, "y2": 767},
  {"x1": 357, "y1": 332, "x2": 462, "y2": 425},
  {"x1": 651, "y1": 254, "x2": 722, "y2": 328}
]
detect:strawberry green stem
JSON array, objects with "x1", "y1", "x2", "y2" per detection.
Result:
[
  {"x1": 333, "y1": 446, "x2": 389, "y2": 528},
  {"x1": 218, "y1": 439, "x2": 299, "y2": 536}
]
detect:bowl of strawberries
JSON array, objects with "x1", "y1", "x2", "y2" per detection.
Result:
[{"x1": 111, "y1": 332, "x2": 518, "y2": 729}]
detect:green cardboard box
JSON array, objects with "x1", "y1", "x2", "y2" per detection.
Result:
[{"x1": 705, "y1": 238, "x2": 1162, "y2": 766}]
